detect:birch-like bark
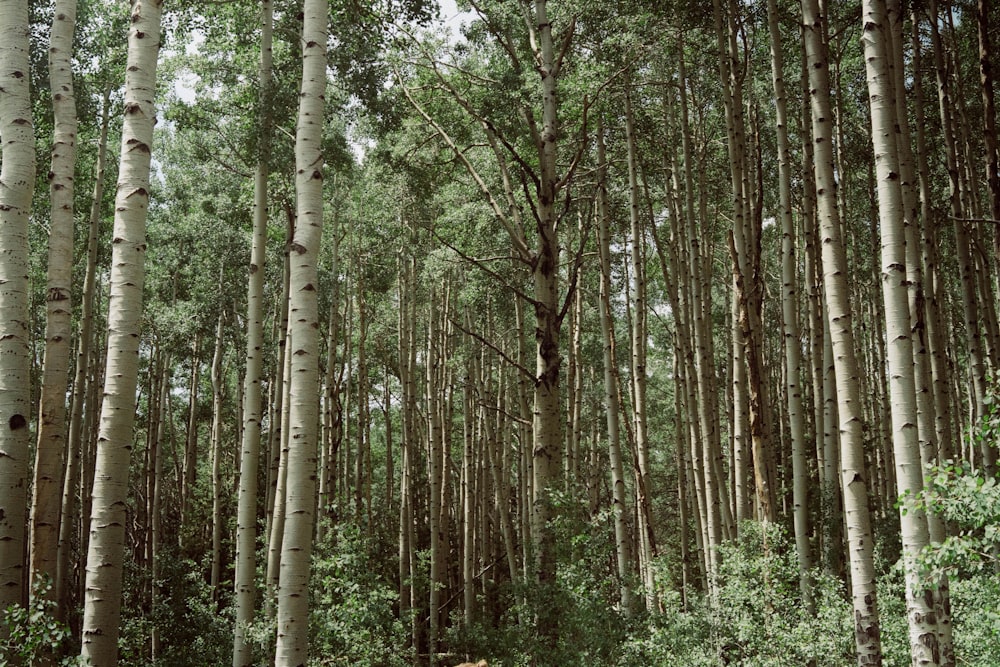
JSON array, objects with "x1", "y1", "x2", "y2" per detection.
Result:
[
  {"x1": 59, "y1": 87, "x2": 111, "y2": 615},
  {"x1": 596, "y1": 120, "x2": 636, "y2": 617},
  {"x1": 928, "y1": 0, "x2": 993, "y2": 474},
  {"x1": 529, "y1": 0, "x2": 565, "y2": 600},
  {"x1": 181, "y1": 335, "x2": 201, "y2": 541},
  {"x1": 81, "y1": 0, "x2": 163, "y2": 661},
  {"x1": 802, "y1": 0, "x2": 883, "y2": 662},
  {"x1": 209, "y1": 310, "x2": 226, "y2": 593},
  {"x1": 862, "y1": 3, "x2": 939, "y2": 663},
  {"x1": 273, "y1": 0, "x2": 326, "y2": 657},
  {"x1": 0, "y1": 0, "x2": 35, "y2": 613},
  {"x1": 31, "y1": 0, "x2": 78, "y2": 597},
  {"x1": 766, "y1": 0, "x2": 813, "y2": 610},
  {"x1": 232, "y1": 2, "x2": 272, "y2": 661},
  {"x1": 427, "y1": 288, "x2": 445, "y2": 662},
  {"x1": 623, "y1": 84, "x2": 657, "y2": 607}
]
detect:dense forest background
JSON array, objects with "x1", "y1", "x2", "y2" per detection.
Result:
[{"x1": 2, "y1": 0, "x2": 1000, "y2": 665}]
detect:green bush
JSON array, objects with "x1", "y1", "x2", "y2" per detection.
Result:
[
  {"x1": 307, "y1": 522, "x2": 411, "y2": 667},
  {"x1": 0, "y1": 577, "x2": 78, "y2": 666},
  {"x1": 620, "y1": 522, "x2": 853, "y2": 667}
]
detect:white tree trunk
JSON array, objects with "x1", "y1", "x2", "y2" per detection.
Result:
[
  {"x1": 802, "y1": 0, "x2": 883, "y2": 662},
  {"x1": 31, "y1": 0, "x2": 78, "y2": 598},
  {"x1": 597, "y1": 120, "x2": 636, "y2": 617},
  {"x1": 862, "y1": 2, "x2": 940, "y2": 663},
  {"x1": 767, "y1": 0, "x2": 813, "y2": 610},
  {"x1": 273, "y1": 0, "x2": 326, "y2": 658},
  {"x1": 81, "y1": 0, "x2": 163, "y2": 662},
  {"x1": 0, "y1": 0, "x2": 35, "y2": 614},
  {"x1": 233, "y1": 2, "x2": 273, "y2": 662}
]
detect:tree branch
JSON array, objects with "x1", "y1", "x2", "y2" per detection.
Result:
[
  {"x1": 451, "y1": 315, "x2": 537, "y2": 383},
  {"x1": 399, "y1": 78, "x2": 533, "y2": 260}
]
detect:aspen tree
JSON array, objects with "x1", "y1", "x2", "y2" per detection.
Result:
[
  {"x1": 0, "y1": 0, "x2": 34, "y2": 614},
  {"x1": 862, "y1": 2, "x2": 939, "y2": 663},
  {"x1": 209, "y1": 310, "x2": 226, "y2": 593},
  {"x1": 766, "y1": 0, "x2": 812, "y2": 610},
  {"x1": 979, "y1": 0, "x2": 1000, "y2": 239},
  {"x1": 801, "y1": 0, "x2": 883, "y2": 662},
  {"x1": 272, "y1": 0, "x2": 326, "y2": 657},
  {"x1": 232, "y1": 2, "x2": 273, "y2": 661},
  {"x1": 712, "y1": 0, "x2": 777, "y2": 524},
  {"x1": 928, "y1": 0, "x2": 994, "y2": 475},
  {"x1": 81, "y1": 0, "x2": 164, "y2": 661},
  {"x1": 59, "y1": 88, "x2": 112, "y2": 614},
  {"x1": 885, "y1": 3, "x2": 954, "y2": 659},
  {"x1": 597, "y1": 120, "x2": 637, "y2": 618},
  {"x1": 427, "y1": 285, "x2": 446, "y2": 660},
  {"x1": 462, "y1": 323, "x2": 476, "y2": 626},
  {"x1": 31, "y1": 0, "x2": 79, "y2": 597},
  {"x1": 623, "y1": 83, "x2": 657, "y2": 607},
  {"x1": 181, "y1": 336, "x2": 201, "y2": 537}
]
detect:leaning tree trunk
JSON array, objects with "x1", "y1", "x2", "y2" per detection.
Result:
[
  {"x1": 31, "y1": 0, "x2": 78, "y2": 601},
  {"x1": 802, "y1": 0, "x2": 883, "y2": 663},
  {"x1": 80, "y1": 0, "x2": 164, "y2": 662},
  {"x1": 0, "y1": 0, "x2": 35, "y2": 615},
  {"x1": 272, "y1": 0, "x2": 326, "y2": 659}
]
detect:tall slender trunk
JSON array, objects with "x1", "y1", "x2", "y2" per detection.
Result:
[
  {"x1": 862, "y1": 4, "x2": 939, "y2": 663},
  {"x1": 210, "y1": 310, "x2": 226, "y2": 593},
  {"x1": 31, "y1": 0, "x2": 79, "y2": 599},
  {"x1": 181, "y1": 335, "x2": 201, "y2": 543},
  {"x1": 767, "y1": 0, "x2": 813, "y2": 611},
  {"x1": 232, "y1": 3, "x2": 272, "y2": 662},
  {"x1": 929, "y1": 0, "x2": 993, "y2": 474},
  {"x1": 529, "y1": 1, "x2": 565, "y2": 602},
  {"x1": 272, "y1": 0, "x2": 326, "y2": 657},
  {"x1": 802, "y1": 0, "x2": 883, "y2": 662},
  {"x1": 80, "y1": 0, "x2": 164, "y2": 660},
  {"x1": 597, "y1": 120, "x2": 637, "y2": 618},
  {"x1": 59, "y1": 87, "x2": 111, "y2": 617},
  {"x1": 623, "y1": 83, "x2": 657, "y2": 607},
  {"x1": 427, "y1": 287, "x2": 445, "y2": 663},
  {"x1": 0, "y1": 0, "x2": 36, "y2": 614},
  {"x1": 149, "y1": 351, "x2": 167, "y2": 661}
]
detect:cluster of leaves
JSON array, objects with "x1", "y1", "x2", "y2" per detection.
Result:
[
  {"x1": 620, "y1": 523, "x2": 853, "y2": 667},
  {"x1": 445, "y1": 491, "x2": 629, "y2": 666},
  {"x1": 0, "y1": 577, "x2": 79, "y2": 666},
  {"x1": 307, "y1": 522, "x2": 410, "y2": 667},
  {"x1": 911, "y1": 460, "x2": 1000, "y2": 579},
  {"x1": 118, "y1": 551, "x2": 234, "y2": 667}
]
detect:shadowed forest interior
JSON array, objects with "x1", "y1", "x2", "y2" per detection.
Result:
[{"x1": 2, "y1": 0, "x2": 1000, "y2": 665}]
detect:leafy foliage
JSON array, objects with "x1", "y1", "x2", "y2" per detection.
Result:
[
  {"x1": 307, "y1": 523, "x2": 411, "y2": 667},
  {"x1": 0, "y1": 578, "x2": 77, "y2": 666},
  {"x1": 620, "y1": 524, "x2": 854, "y2": 667}
]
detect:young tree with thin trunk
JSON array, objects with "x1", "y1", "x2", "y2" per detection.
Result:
[
  {"x1": 766, "y1": 0, "x2": 813, "y2": 611},
  {"x1": 273, "y1": 0, "x2": 326, "y2": 658},
  {"x1": 80, "y1": 0, "x2": 164, "y2": 661},
  {"x1": 232, "y1": 2, "x2": 273, "y2": 662},
  {"x1": 596, "y1": 119, "x2": 636, "y2": 618},
  {"x1": 0, "y1": 0, "x2": 35, "y2": 615},
  {"x1": 31, "y1": 0, "x2": 79, "y2": 600},
  {"x1": 59, "y1": 87, "x2": 112, "y2": 615}
]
